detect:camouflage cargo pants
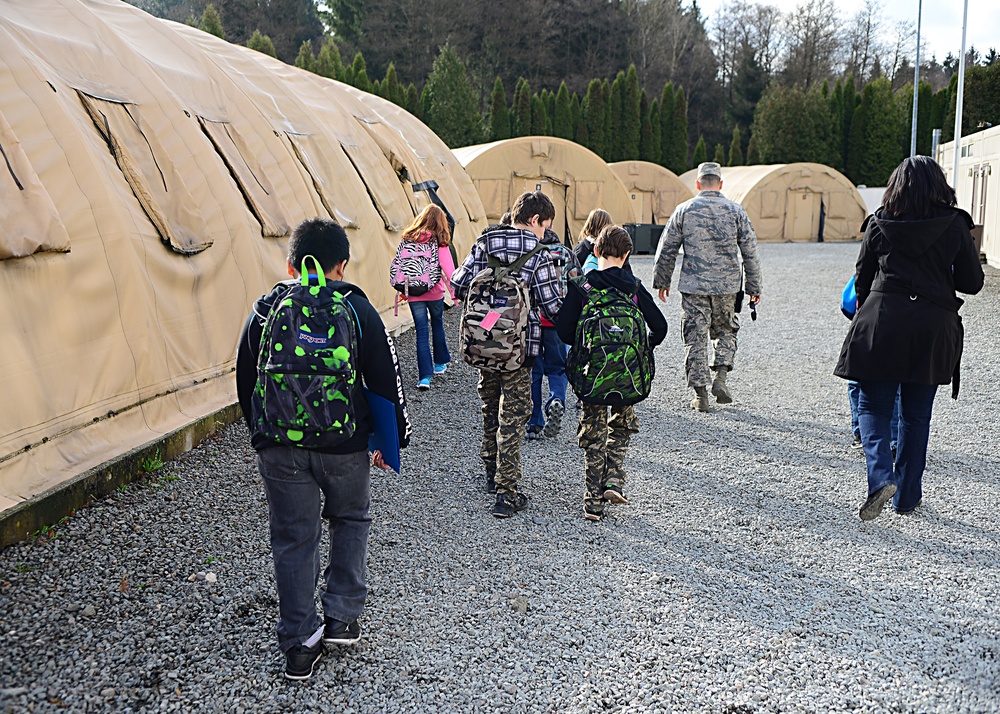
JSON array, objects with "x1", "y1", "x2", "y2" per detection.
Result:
[
  {"x1": 680, "y1": 293, "x2": 740, "y2": 388},
  {"x1": 577, "y1": 403, "x2": 640, "y2": 512},
  {"x1": 477, "y1": 362, "x2": 533, "y2": 496}
]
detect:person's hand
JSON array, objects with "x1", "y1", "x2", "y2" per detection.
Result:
[
  {"x1": 657, "y1": 287, "x2": 670, "y2": 302},
  {"x1": 371, "y1": 450, "x2": 390, "y2": 471},
  {"x1": 748, "y1": 294, "x2": 761, "y2": 306}
]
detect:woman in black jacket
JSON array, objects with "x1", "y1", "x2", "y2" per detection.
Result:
[{"x1": 835, "y1": 156, "x2": 984, "y2": 521}]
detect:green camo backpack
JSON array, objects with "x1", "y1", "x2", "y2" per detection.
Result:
[
  {"x1": 254, "y1": 255, "x2": 360, "y2": 447},
  {"x1": 566, "y1": 276, "x2": 654, "y2": 406}
]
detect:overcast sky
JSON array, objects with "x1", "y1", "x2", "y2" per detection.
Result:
[{"x1": 698, "y1": 0, "x2": 1000, "y2": 61}]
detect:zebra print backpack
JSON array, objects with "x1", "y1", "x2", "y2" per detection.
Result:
[{"x1": 389, "y1": 235, "x2": 441, "y2": 298}]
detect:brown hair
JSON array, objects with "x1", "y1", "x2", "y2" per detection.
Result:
[
  {"x1": 402, "y1": 204, "x2": 451, "y2": 246},
  {"x1": 881, "y1": 156, "x2": 957, "y2": 219},
  {"x1": 594, "y1": 225, "x2": 633, "y2": 259},
  {"x1": 511, "y1": 191, "x2": 555, "y2": 225},
  {"x1": 579, "y1": 208, "x2": 613, "y2": 242}
]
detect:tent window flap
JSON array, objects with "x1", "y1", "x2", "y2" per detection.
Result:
[
  {"x1": 198, "y1": 117, "x2": 290, "y2": 238},
  {"x1": 339, "y1": 142, "x2": 413, "y2": 231},
  {"x1": 79, "y1": 92, "x2": 211, "y2": 254},
  {"x1": 0, "y1": 112, "x2": 70, "y2": 260},
  {"x1": 285, "y1": 133, "x2": 359, "y2": 228}
]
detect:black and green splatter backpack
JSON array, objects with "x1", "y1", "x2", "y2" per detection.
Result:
[
  {"x1": 566, "y1": 276, "x2": 654, "y2": 406},
  {"x1": 254, "y1": 255, "x2": 360, "y2": 448}
]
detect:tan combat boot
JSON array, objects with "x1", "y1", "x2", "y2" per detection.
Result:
[
  {"x1": 690, "y1": 386, "x2": 711, "y2": 412},
  {"x1": 712, "y1": 367, "x2": 733, "y2": 404}
]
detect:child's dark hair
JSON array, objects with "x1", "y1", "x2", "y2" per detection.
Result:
[
  {"x1": 594, "y1": 225, "x2": 632, "y2": 259},
  {"x1": 511, "y1": 191, "x2": 555, "y2": 226},
  {"x1": 287, "y1": 218, "x2": 350, "y2": 274}
]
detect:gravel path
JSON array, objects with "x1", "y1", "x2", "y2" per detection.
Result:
[{"x1": 2, "y1": 244, "x2": 998, "y2": 713}]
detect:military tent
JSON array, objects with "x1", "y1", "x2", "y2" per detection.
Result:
[
  {"x1": 453, "y1": 137, "x2": 639, "y2": 243},
  {"x1": 609, "y1": 161, "x2": 693, "y2": 225},
  {"x1": 0, "y1": 0, "x2": 485, "y2": 530},
  {"x1": 678, "y1": 164, "x2": 866, "y2": 242}
]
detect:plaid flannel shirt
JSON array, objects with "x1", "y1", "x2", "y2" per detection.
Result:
[{"x1": 452, "y1": 227, "x2": 563, "y2": 358}]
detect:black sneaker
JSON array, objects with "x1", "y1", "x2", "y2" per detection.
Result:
[
  {"x1": 323, "y1": 618, "x2": 361, "y2": 646},
  {"x1": 486, "y1": 471, "x2": 497, "y2": 494},
  {"x1": 543, "y1": 399, "x2": 564, "y2": 437},
  {"x1": 603, "y1": 484, "x2": 629, "y2": 505},
  {"x1": 859, "y1": 483, "x2": 897, "y2": 522},
  {"x1": 284, "y1": 641, "x2": 323, "y2": 680},
  {"x1": 850, "y1": 435, "x2": 863, "y2": 450},
  {"x1": 525, "y1": 425, "x2": 543, "y2": 440},
  {"x1": 492, "y1": 492, "x2": 528, "y2": 518}
]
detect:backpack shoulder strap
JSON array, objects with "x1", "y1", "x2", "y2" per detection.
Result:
[{"x1": 504, "y1": 243, "x2": 544, "y2": 276}]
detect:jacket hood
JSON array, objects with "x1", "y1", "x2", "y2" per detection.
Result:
[
  {"x1": 480, "y1": 227, "x2": 541, "y2": 264},
  {"x1": 541, "y1": 228, "x2": 561, "y2": 245},
  {"x1": 873, "y1": 206, "x2": 972, "y2": 257},
  {"x1": 252, "y1": 279, "x2": 369, "y2": 323},
  {"x1": 580, "y1": 266, "x2": 638, "y2": 294}
]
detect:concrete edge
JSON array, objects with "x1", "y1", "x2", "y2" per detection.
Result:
[{"x1": 0, "y1": 403, "x2": 242, "y2": 551}]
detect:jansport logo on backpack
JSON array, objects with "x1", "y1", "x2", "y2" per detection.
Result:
[
  {"x1": 460, "y1": 243, "x2": 542, "y2": 372},
  {"x1": 254, "y1": 255, "x2": 360, "y2": 448},
  {"x1": 566, "y1": 276, "x2": 654, "y2": 406},
  {"x1": 389, "y1": 238, "x2": 441, "y2": 297}
]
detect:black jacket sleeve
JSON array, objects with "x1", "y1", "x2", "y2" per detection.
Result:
[
  {"x1": 636, "y1": 284, "x2": 668, "y2": 348},
  {"x1": 555, "y1": 279, "x2": 584, "y2": 345},
  {"x1": 235, "y1": 311, "x2": 261, "y2": 432},
  {"x1": 952, "y1": 218, "x2": 985, "y2": 296},
  {"x1": 854, "y1": 220, "x2": 879, "y2": 307}
]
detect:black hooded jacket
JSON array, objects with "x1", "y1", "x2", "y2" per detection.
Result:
[
  {"x1": 236, "y1": 280, "x2": 412, "y2": 454},
  {"x1": 834, "y1": 206, "x2": 984, "y2": 395}
]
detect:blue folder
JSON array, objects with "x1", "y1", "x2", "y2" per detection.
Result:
[{"x1": 363, "y1": 388, "x2": 401, "y2": 473}]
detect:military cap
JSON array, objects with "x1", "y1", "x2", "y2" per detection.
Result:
[{"x1": 697, "y1": 162, "x2": 722, "y2": 180}]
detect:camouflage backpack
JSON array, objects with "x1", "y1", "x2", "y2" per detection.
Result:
[
  {"x1": 254, "y1": 255, "x2": 360, "y2": 448},
  {"x1": 566, "y1": 276, "x2": 654, "y2": 406},
  {"x1": 459, "y1": 244, "x2": 543, "y2": 372}
]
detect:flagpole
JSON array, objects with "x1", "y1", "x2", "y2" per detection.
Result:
[
  {"x1": 952, "y1": 0, "x2": 969, "y2": 194},
  {"x1": 910, "y1": 0, "x2": 922, "y2": 156}
]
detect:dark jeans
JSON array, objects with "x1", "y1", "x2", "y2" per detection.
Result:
[
  {"x1": 257, "y1": 447, "x2": 371, "y2": 652},
  {"x1": 408, "y1": 299, "x2": 450, "y2": 379},
  {"x1": 857, "y1": 381, "x2": 937, "y2": 512},
  {"x1": 529, "y1": 328, "x2": 569, "y2": 428},
  {"x1": 848, "y1": 380, "x2": 900, "y2": 448}
]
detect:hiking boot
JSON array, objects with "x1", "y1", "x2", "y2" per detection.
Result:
[
  {"x1": 323, "y1": 618, "x2": 361, "y2": 646},
  {"x1": 859, "y1": 483, "x2": 897, "y2": 521},
  {"x1": 525, "y1": 424, "x2": 544, "y2": 440},
  {"x1": 690, "y1": 386, "x2": 711, "y2": 412},
  {"x1": 417, "y1": 377, "x2": 431, "y2": 390},
  {"x1": 284, "y1": 641, "x2": 323, "y2": 680},
  {"x1": 543, "y1": 399, "x2": 564, "y2": 438},
  {"x1": 584, "y1": 506, "x2": 604, "y2": 521},
  {"x1": 433, "y1": 363, "x2": 448, "y2": 374},
  {"x1": 603, "y1": 484, "x2": 629, "y2": 505},
  {"x1": 492, "y1": 492, "x2": 529, "y2": 518},
  {"x1": 711, "y1": 367, "x2": 733, "y2": 404}
]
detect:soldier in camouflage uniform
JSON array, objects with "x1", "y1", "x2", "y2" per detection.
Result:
[
  {"x1": 451, "y1": 192, "x2": 563, "y2": 518},
  {"x1": 652, "y1": 162, "x2": 763, "y2": 411}
]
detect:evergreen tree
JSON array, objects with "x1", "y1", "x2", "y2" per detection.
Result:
[
  {"x1": 602, "y1": 79, "x2": 612, "y2": 159},
  {"x1": 294, "y1": 40, "x2": 317, "y2": 73},
  {"x1": 622, "y1": 65, "x2": 642, "y2": 160},
  {"x1": 542, "y1": 90, "x2": 556, "y2": 129},
  {"x1": 750, "y1": 84, "x2": 835, "y2": 165},
  {"x1": 381, "y1": 63, "x2": 404, "y2": 106},
  {"x1": 608, "y1": 72, "x2": 625, "y2": 160},
  {"x1": 514, "y1": 79, "x2": 532, "y2": 137},
  {"x1": 692, "y1": 136, "x2": 707, "y2": 168},
  {"x1": 488, "y1": 77, "x2": 511, "y2": 142},
  {"x1": 859, "y1": 78, "x2": 903, "y2": 186},
  {"x1": 351, "y1": 52, "x2": 372, "y2": 93},
  {"x1": 571, "y1": 93, "x2": 586, "y2": 145},
  {"x1": 583, "y1": 79, "x2": 607, "y2": 157},
  {"x1": 649, "y1": 100, "x2": 662, "y2": 166},
  {"x1": 247, "y1": 30, "x2": 277, "y2": 58},
  {"x1": 405, "y1": 84, "x2": 421, "y2": 119},
  {"x1": 829, "y1": 80, "x2": 845, "y2": 170},
  {"x1": 668, "y1": 87, "x2": 689, "y2": 173},
  {"x1": 316, "y1": 37, "x2": 343, "y2": 80},
  {"x1": 713, "y1": 143, "x2": 727, "y2": 165},
  {"x1": 746, "y1": 132, "x2": 761, "y2": 164},
  {"x1": 659, "y1": 82, "x2": 675, "y2": 168},
  {"x1": 530, "y1": 94, "x2": 549, "y2": 135},
  {"x1": 554, "y1": 82, "x2": 573, "y2": 140},
  {"x1": 845, "y1": 103, "x2": 865, "y2": 183},
  {"x1": 916, "y1": 80, "x2": 934, "y2": 156},
  {"x1": 423, "y1": 44, "x2": 482, "y2": 148},
  {"x1": 639, "y1": 92, "x2": 656, "y2": 163},
  {"x1": 841, "y1": 80, "x2": 859, "y2": 173},
  {"x1": 199, "y1": 3, "x2": 225, "y2": 39},
  {"x1": 328, "y1": 0, "x2": 364, "y2": 46},
  {"x1": 729, "y1": 126, "x2": 744, "y2": 166}
]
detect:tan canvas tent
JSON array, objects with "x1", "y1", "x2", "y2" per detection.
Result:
[
  {"x1": 609, "y1": 161, "x2": 693, "y2": 224},
  {"x1": 678, "y1": 164, "x2": 866, "y2": 242},
  {"x1": 453, "y1": 137, "x2": 639, "y2": 243},
  {"x1": 0, "y1": 0, "x2": 485, "y2": 522}
]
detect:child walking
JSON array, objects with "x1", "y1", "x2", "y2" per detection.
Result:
[
  {"x1": 396, "y1": 205, "x2": 455, "y2": 390},
  {"x1": 556, "y1": 225, "x2": 667, "y2": 520}
]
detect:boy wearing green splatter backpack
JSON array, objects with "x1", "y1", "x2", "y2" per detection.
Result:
[{"x1": 555, "y1": 225, "x2": 667, "y2": 521}]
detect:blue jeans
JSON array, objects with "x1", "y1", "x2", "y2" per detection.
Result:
[
  {"x1": 848, "y1": 380, "x2": 900, "y2": 449},
  {"x1": 857, "y1": 381, "x2": 937, "y2": 512},
  {"x1": 529, "y1": 328, "x2": 569, "y2": 428},
  {"x1": 408, "y1": 299, "x2": 450, "y2": 379},
  {"x1": 257, "y1": 447, "x2": 371, "y2": 652}
]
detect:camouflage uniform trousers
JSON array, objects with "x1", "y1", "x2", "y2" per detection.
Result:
[
  {"x1": 477, "y1": 361, "x2": 533, "y2": 496},
  {"x1": 577, "y1": 403, "x2": 640, "y2": 513},
  {"x1": 680, "y1": 292, "x2": 740, "y2": 388}
]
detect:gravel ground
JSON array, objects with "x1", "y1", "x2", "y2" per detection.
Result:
[{"x1": 1, "y1": 243, "x2": 998, "y2": 714}]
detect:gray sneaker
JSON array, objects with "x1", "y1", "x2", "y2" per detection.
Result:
[{"x1": 543, "y1": 399, "x2": 564, "y2": 437}]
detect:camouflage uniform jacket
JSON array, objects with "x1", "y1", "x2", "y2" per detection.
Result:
[
  {"x1": 451, "y1": 227, "x2": 563, "y2": 358},
  {"x1": 652, "y1": 190, "x2": 763, "y2": 296}
]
